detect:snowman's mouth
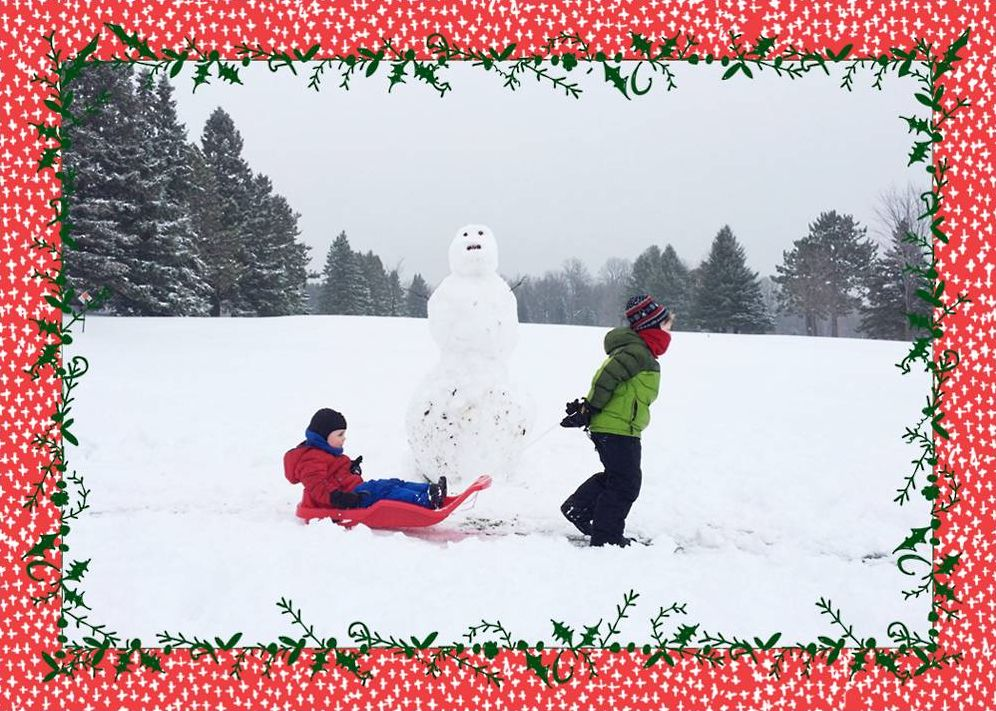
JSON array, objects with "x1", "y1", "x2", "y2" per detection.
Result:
[{"x1": 466, "y1": 244, "x2": 482, "y2": 251}]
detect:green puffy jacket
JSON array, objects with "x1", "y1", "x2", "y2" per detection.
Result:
[{"x1": 586, "y1": 327, "x2": 661, "y2": 438}]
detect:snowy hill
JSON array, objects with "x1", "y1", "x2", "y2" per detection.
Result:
[{"x1": 67, "y1": 316, "x2": 930, "y2": 645}]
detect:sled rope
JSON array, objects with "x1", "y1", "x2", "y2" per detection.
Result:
[{"x1": 521, "y1": 420, "x2": 560, "y2": 452}]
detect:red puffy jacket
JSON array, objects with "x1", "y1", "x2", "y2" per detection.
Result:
[{"x1": 284, "y1": 444, "x2": 363, "y2": 508}]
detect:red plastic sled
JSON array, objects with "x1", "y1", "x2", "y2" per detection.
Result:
[{"x1": 295, "y1": 474, "x2": 492, "y2": 529}]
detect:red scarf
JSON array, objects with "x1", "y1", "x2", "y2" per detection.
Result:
[{"x1": 637, "y1": 328, "x2": 671, "y2": 358}]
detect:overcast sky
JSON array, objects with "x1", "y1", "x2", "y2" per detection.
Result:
[{"x1": 171, "y1": 63, "x2": 923, "y2": 286}]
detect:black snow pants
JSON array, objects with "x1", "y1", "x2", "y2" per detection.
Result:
[{"x1": 560, "y1": 432, "x2": 642, "y2": 546}]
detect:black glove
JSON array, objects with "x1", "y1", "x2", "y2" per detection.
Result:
[
  {"x1": 560, "y1": 398, "x2": 595, "y2": 428},
  {"x1": 349, "y1": 456, "x2": 363, "y2": 475},
  {"x1": 330, "y1": 490, "x2": 363, "y2": 509}
]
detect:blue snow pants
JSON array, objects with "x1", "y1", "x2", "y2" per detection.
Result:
[{"x1": 354, "y1": 479, "x2": 433, "y2": 508}]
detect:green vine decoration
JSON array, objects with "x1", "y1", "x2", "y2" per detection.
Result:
[
  {"x1": 23, "y1": 31, "x2": 129, "y2": 683},
  {"x1": 158, "y1": 599, "x2": 371, "y2": 682},
  {"x1": 883, "y1": 31, "x2": 970, "y2": 646},
  {"x1": 21, "y1": 20, "x2": 972, "y2": 690},
  {"x1": 346, "y1": 620, "x2": 502, "y2": 686}
]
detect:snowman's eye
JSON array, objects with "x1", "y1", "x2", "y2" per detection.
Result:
[
  {"x1": 463, "y1": 232, "x2": 468, "y2": 237},
  {"x1": 478, "y1": 230, "x2": 484, "y2": 236}
]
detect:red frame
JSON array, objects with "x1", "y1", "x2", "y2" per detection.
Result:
[{"x1": 1, "y1": 2, "x2": 993, "y2": 709}]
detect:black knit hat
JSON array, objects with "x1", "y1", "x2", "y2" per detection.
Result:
[
  {"x1": 625, "y1": 294, "x2": 669, "y2": 331},
  {"x1": 308, "y1": 408, "x2": 347, "y2": 439}
]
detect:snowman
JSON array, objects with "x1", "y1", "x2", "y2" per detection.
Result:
[{"x1": 405, "y1": 224, "x2": 533, "y2": 488}]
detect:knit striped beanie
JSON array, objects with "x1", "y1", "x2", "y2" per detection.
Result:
[{"x1": 625, "y1": 294, "x2": 669, "y2": 331}]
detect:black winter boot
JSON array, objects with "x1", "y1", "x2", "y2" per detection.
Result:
[
  {"x1": 590, "y1": 534, "x2": 632, "y2": 548},
  {"x1": 428, "y1": 482, "x2": 444, "y2": 509}
]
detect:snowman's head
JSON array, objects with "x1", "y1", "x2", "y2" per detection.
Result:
[{"x1": 449, "y1": 224, "x2": 499, "y2": 276}]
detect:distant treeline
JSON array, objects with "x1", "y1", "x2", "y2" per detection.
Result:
[
  {"x1": 316, "y1": 201, "x2": 930, "y2": 341},
  {"x1": 310, "y1": 231, "x2": 429, "y2": 319},
  {"x1": 512, "y1": 204, "x2": 931, "y2": 340}
]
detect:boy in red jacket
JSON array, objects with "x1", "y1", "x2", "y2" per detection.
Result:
[{"x1": 285, "y1": 408, "x2": 445, "y2": 509}]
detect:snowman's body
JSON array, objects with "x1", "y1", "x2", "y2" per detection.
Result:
[{"x1": 406, "y1": 225, "x2": 532, "y2": 487}]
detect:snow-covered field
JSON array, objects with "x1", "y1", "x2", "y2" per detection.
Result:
[{"x1": 67, "y1": 316, "x2": 931, "y2": 646}]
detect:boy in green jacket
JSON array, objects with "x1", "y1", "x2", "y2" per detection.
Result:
[{"x1": 560, "y1": 295, "x2": 674, "y2": 546}]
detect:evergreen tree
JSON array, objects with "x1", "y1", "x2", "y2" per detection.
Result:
[
  {"x1": 151, "y1": 75, "x2": 197, "y2": 204},
  {"x1": 772, "y1": 236, "x2": 829, "y2": 336},
  {"x1": 319, "y1": 231, "x2": 369, "y2": 314},
  {"x1": 238, "y1": 174, "x2": 310, "y2": 316},
  {"x1": 267, "y1": 186, "x2": 310, "y2": 316},
  {"x1": 628, "y1": 246, "x2": 664, "y2": 299},
  {"x1": 628, "y1": 244, "x2": 690, "y2": 322},
  {"x1": 406, "y1": 273, "x2": 429, "y2": 318},
  {"x1": 682, "y1": 266, "x2": 704, "y2": 330},
  {"x1": 386, "y1": 269, "x2": 405, "y2": 316},
  {"x1": 809, "y1": 211, "x2": 875, "y2": 337},
  {"x1": 360, "y1": 251, "x2": 391, "y2": 315},
  {"x1": 658, "y1": 244, "x2": 692, "y2": 319},
  {"x1": 858, "y1": 219, "x2": 930, "y2": 339},
  {"x1": 348, "y1": 253, "x2": 373, "y2": 316},
  {"x1": 62, "y1": 63, "x2": 144, "y2": 312},
  {"x1": 200, "y1": 107, "x2": 255, "y2": 315},
  {"x1": 690, "y1": 226, "x2": 772, "y2": 333},
  {"x1": 117, "y1": 72, "x2": 211, "y2": 315},
  {"x1": 188, "y1": 145, "x2": 242, "y2": 316},
  {"x1": 775, "y1": 211, "x2": 875, "y2": 337}
]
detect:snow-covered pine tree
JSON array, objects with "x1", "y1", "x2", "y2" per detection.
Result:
[
  {"x1": 237, "y1": 174, "x2": 309, "y2": 316},
  {"x1": 319, "y1": 231, "x2": 369, "y2": 314},
  {"x1": 199, "y1": 108, "x2": 255, "y2": 315},
  {"x1": 317, "y1": 236, "x2": 344, "y2": 314},
  {"x1": 266, "y1": 190, "x2": 310, "y2": 315},
  {"x1": 116, "y1": 71, "x2": 211, "y2": 315},
  {"x1": 233, "y1": 174, "x2": 278, "y2": 316},
  {"x1": 346, "y1": 252, "x2": 372, "y2": 315},
  {"x1": 690, "y1": 225, "x2": 773, "y2": 334},
  {"x1": 406, "y1": 273, "x2": 430, "y2": 318},
  {"x1": 386, "y1": 269, "x2": 405, "y2": 316},
  {"x1": 62, "y1": 63, "x2": 144, "y2": 311},
  {"x1": 858, "y1": 219, "x2": 930, "y2": 340},
  {"x1": 359, "y1": 251, "x2": 391, "y2": 316},
  {"x1": 187, "y1": 145, "x2": 242, "y2": 316}
]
